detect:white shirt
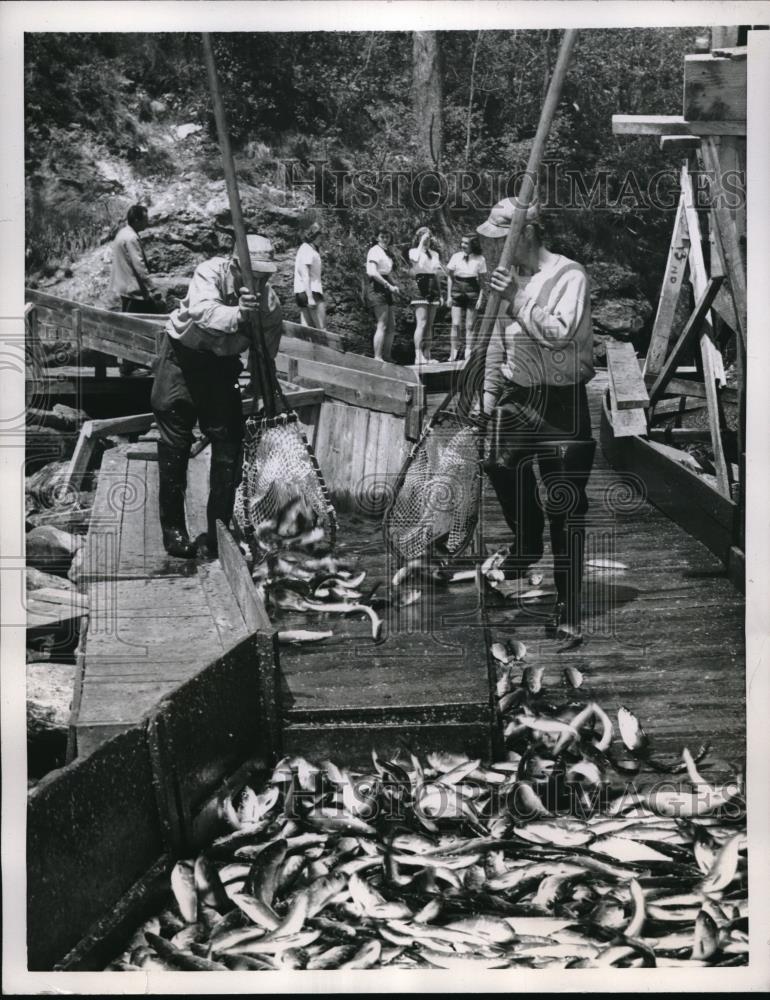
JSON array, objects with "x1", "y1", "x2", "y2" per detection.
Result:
[
  {"x1": 294, "y1": 241, "x2": 323, "y2": 294},
  {"x1": 366, "y1": 244, "x2": 393, "y2": 278},
  {"x1": 447, "y1": 252, "x2": 487, "y2": 280},
  {"x1": 408, "y1": 247, "x2": 443, "y2": 275},
  {"x1": 483, "y1": 248, "x2": 594, "y2": 403}
]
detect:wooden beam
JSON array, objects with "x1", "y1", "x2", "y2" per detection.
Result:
[
  {"x1": 64, "y1": 421, "x2": 97, "y2": 492},
  {"x1": 664, "y1": 377, "x2": 738, "y2": 404},
  {"x1": 606, "y1": 341, "x2": 649, "y2": 409},
  {"x1": 659, "y1": 135, "x2": 701, "y2": 153},
  {"x1": 612, "y1": 114, "x2": 745, "y2": 137},
  {"x1": 700, "y1": 137, "x2": 747, "y2": 350},
  {"x1": 680, "y1": 165, "x2": 731, "y2": 497},
  {"x1": 609, "y1": 405, "x2": 648, "y2": 439},
  {"x1": 274, "y1": 354, "x2": 416, "y2": 417},
  {"x1": 649, "y1": 427, "x2": 713, "y2": 444},
  {"x1": 711, "y1": 27, "x2": 741, "y2": 50},
  {"x1": 280, "y1": 335, "x2": 421, "y2": 386},
  {"x1": 644, "y1": 190, "x2": 690, "y2": 382},
  {"x1": 683, "y1": 53, "x2": 746, "y2": 122},
  {"x1": 215, "y1": 521, "x2": 281, "y2": 756},
  {"x1": 88, "y1": 413, "x2": 156, "y2": 437},
  {"x1": 282, "y1": 320, "x2": 344, "y2": 351},
  {"x1": 649, "y1": 276, "x2": 724, "y2": 406}
]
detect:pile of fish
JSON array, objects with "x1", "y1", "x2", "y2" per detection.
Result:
[
  {"x1": 246, "y1": 498, "x2": 383, "y2": 643},
  {"x1": 108, "y1": 669, "x2": 747, "y2": 972}
]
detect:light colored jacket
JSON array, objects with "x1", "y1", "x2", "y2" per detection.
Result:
[
  {"x1": 109, "y1": 224, "x2": 157, "y2": 300},
  {"x1": 166, "y1": 256, "x2": 283, "y2": 358},
  {"x1": 483, "y1": 248, "x2": 594, "y2": 410}
]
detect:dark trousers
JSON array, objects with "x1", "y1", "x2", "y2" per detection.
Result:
[
  {"x1": 483, "y1": 381, "x2": 596, "y2": 625},
  {"x1": 151, "y1": 334, "x2": 244, "y2": 540}
]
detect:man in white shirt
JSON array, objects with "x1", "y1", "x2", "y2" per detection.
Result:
[
  {"x1": 475, "y1": 198, "x2": 596, "y2": 641},
  {"x1": 293, "y1": 222, "x2": 325, "y2": 330},
  {"x1": 109, "y1": 204, "x2": 164, "y2": 375},
  {"x1": 151, "y1": 234, "x2": 283, "y2": 558}
]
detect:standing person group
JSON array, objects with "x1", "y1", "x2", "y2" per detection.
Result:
[{"x1": 363, "y1": 226, "x2": 487, "y2": 366}]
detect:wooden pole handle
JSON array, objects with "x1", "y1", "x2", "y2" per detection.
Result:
[
  {"x1": 460, "y1": 28, "x2": 579, "y2": 413},
  {"x1": 201, "y1": 33, "x2": 274, "y2": 413}
]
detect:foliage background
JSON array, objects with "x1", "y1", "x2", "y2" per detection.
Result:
[{"x1": 25, "y1": 28, "x2": 702, "y2": 357}]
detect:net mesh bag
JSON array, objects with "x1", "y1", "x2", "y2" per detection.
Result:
[
  {"x1": 384, "y1": 410, "x2": 482, "y2": 562},
  {"x1": 234, "y1": 413, "x2": 336, "y2": 549}
]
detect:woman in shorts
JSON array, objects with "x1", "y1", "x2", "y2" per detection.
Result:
[
  {"x1": 366, "y1": 229, "x2": 400, "y2": 362},
  {"x1": 294, "y1": 221, "x2": 325, "y2": 329},
  {"x1": 409, "y1": 226, "x2": 445, "y2": 365},
  {"x1": 446, "y1": 234, "x2": 486, "y2": 361}
]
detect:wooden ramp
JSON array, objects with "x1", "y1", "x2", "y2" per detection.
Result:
[
  {"x1": 481, "y1": 372, "x2": 745, "y2": 773},
  {"x1": 274, "y1": 512, "x2": 497, "y2": 763},
  {"x1": 73, "y1": 443, "x2": 255, "y2": 756}
]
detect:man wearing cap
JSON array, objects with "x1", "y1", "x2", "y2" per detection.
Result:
[
  {"x1": 151, "y1": 234, "x2": 283, "y2": 559},
  {"x1": 475, "y1": 198, "x2": 596, "y2": 641},
  {"x1": 293, "y1": 222, "x2": 326, "y2": 330}
]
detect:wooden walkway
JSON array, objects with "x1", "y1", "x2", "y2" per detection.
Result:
[
  {"x1": 479, "y1": 372, "x2": 745, "y2": 773},
  {"x1": 73, "y1": 442, "x2": 253, "y2": 757}
]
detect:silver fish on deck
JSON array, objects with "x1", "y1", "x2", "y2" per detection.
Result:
[{"x1": 109, "y1": 687, "x2": 746, "y2": 973}]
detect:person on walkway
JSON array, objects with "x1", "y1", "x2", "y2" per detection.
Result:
[
  {"x1": 366, "y1": 228, "x2": 400, "y2": 363},
  {"x1": 151, "y1": 234, "x2": 283, "y2": 559},
  {"x1": 446, "y1": 234, "x2": 486, "y2": 362},
  {"x1": 294, "y1": 221, "x2": 326, "y2": 330},
  {"x1": 409, "y1": 226, "x2": 445, "y2": 366},
  {"x1": 109, "y1": 204, "x2": 163, "y2": 376},
  {"x1": 474, "y1": 198, "x2": 596, "y2": 640}
]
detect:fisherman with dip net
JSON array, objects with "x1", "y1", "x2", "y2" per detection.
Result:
[
  {"x1": 474, "y1": 197, "x2": 596, "y2": 641},
  {"x1": 151, "y1": 234, "x2": 283, "y2": 559}
]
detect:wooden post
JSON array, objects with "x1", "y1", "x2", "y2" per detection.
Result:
[
  {"x1": 680, "y1": 163, "x2": 731, "y2": 497},
  {"x1": 644, "y1": 187, "x2": 691, "y2": 382},
  {"x1": 700, "y1": 137, "x2": 747, "y2": 350}
]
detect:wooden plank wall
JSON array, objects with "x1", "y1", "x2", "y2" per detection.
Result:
[{"x1": 312, "y1": 400, "x2": 412, "y2": 513}]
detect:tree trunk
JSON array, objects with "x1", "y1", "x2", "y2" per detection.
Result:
[
  {"x1": 465, "y1": 31, "x2": 482, "y2": 165},
  {"x1": 412, "y1": 31, "x2": 443, "y2": 168}
]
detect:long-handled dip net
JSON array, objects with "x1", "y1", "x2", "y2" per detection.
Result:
[
  {"x1": 203, "y1": 35, "x2": 336, "y2": 558},
  {"x1": 383, "y1": 29, "x2": 578, "y2": 564}
]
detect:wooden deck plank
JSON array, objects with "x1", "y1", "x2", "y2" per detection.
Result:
[{"x1": 484, "y1": 372, "x2": 745, "y2": 769}]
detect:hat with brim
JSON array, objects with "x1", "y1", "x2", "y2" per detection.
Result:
[
  {"x1": 476, "y1": 197, "x2": 541, "y2": 238},
  {"x1": 237, "y1": 233, "x2": 277, "y2": 273}
]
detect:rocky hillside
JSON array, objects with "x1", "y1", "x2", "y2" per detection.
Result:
[{"x1": 26, "y1": 72, "x2": 659, "y2": 365}]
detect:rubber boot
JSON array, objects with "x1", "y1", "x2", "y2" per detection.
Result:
[
  {"x1": 157, "y1": 441, "x2": 197, "y2": 558},
  {"x1": 540, "y1": 440, "x2": 596, "y2": 637},
  {"x1": 205, "y1": 442, "x2": 241, "y2": 558},
  {"x1": 483, "y1": 454, "x2": 545, "y2": 579}
]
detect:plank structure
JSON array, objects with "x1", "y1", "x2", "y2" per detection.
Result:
[
  {"x1": 483, "y1": 374, "x2": 745, "y2": 773},
  {"x1": 276, "y1": 511, "x2": 497, "y2": 763},
  {"x1": 74, "y1": 443, "x2": 254, "y2": 757}
]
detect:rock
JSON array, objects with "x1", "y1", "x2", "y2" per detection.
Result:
[
  {"x1": 592, "y1": 297, "x2": 652, "y2": 338},
  {"x1": 53, "y1": 403, "x2": 89, "y2": 428},
  {"x1": 26, "y1": 525, "x2": 83, "y2": 574},
  {"x1": 26, "y1": 506, "x2": 93, "y2": 533},
  {"x1": 26, "y1": 461, "x2": 75, "y2": 509},
  {"x1": 176, "y1": 123, "x2": 203, "y2": 140},
  {"x1": 587, "y1": 262, "x2": 642, "y2": 298},
  {"x1": 27, "y1": 566, "x2": 76, "y2": 592},
  {"x1": 27, "y1": 662, "x2": 74, "y2": 732},
  {"x1": 150, "y1": 99, "x2": 167, "y2": 116},
  {"x1": 67, "y1": 545, "x2": 86, "y2": 585}
]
